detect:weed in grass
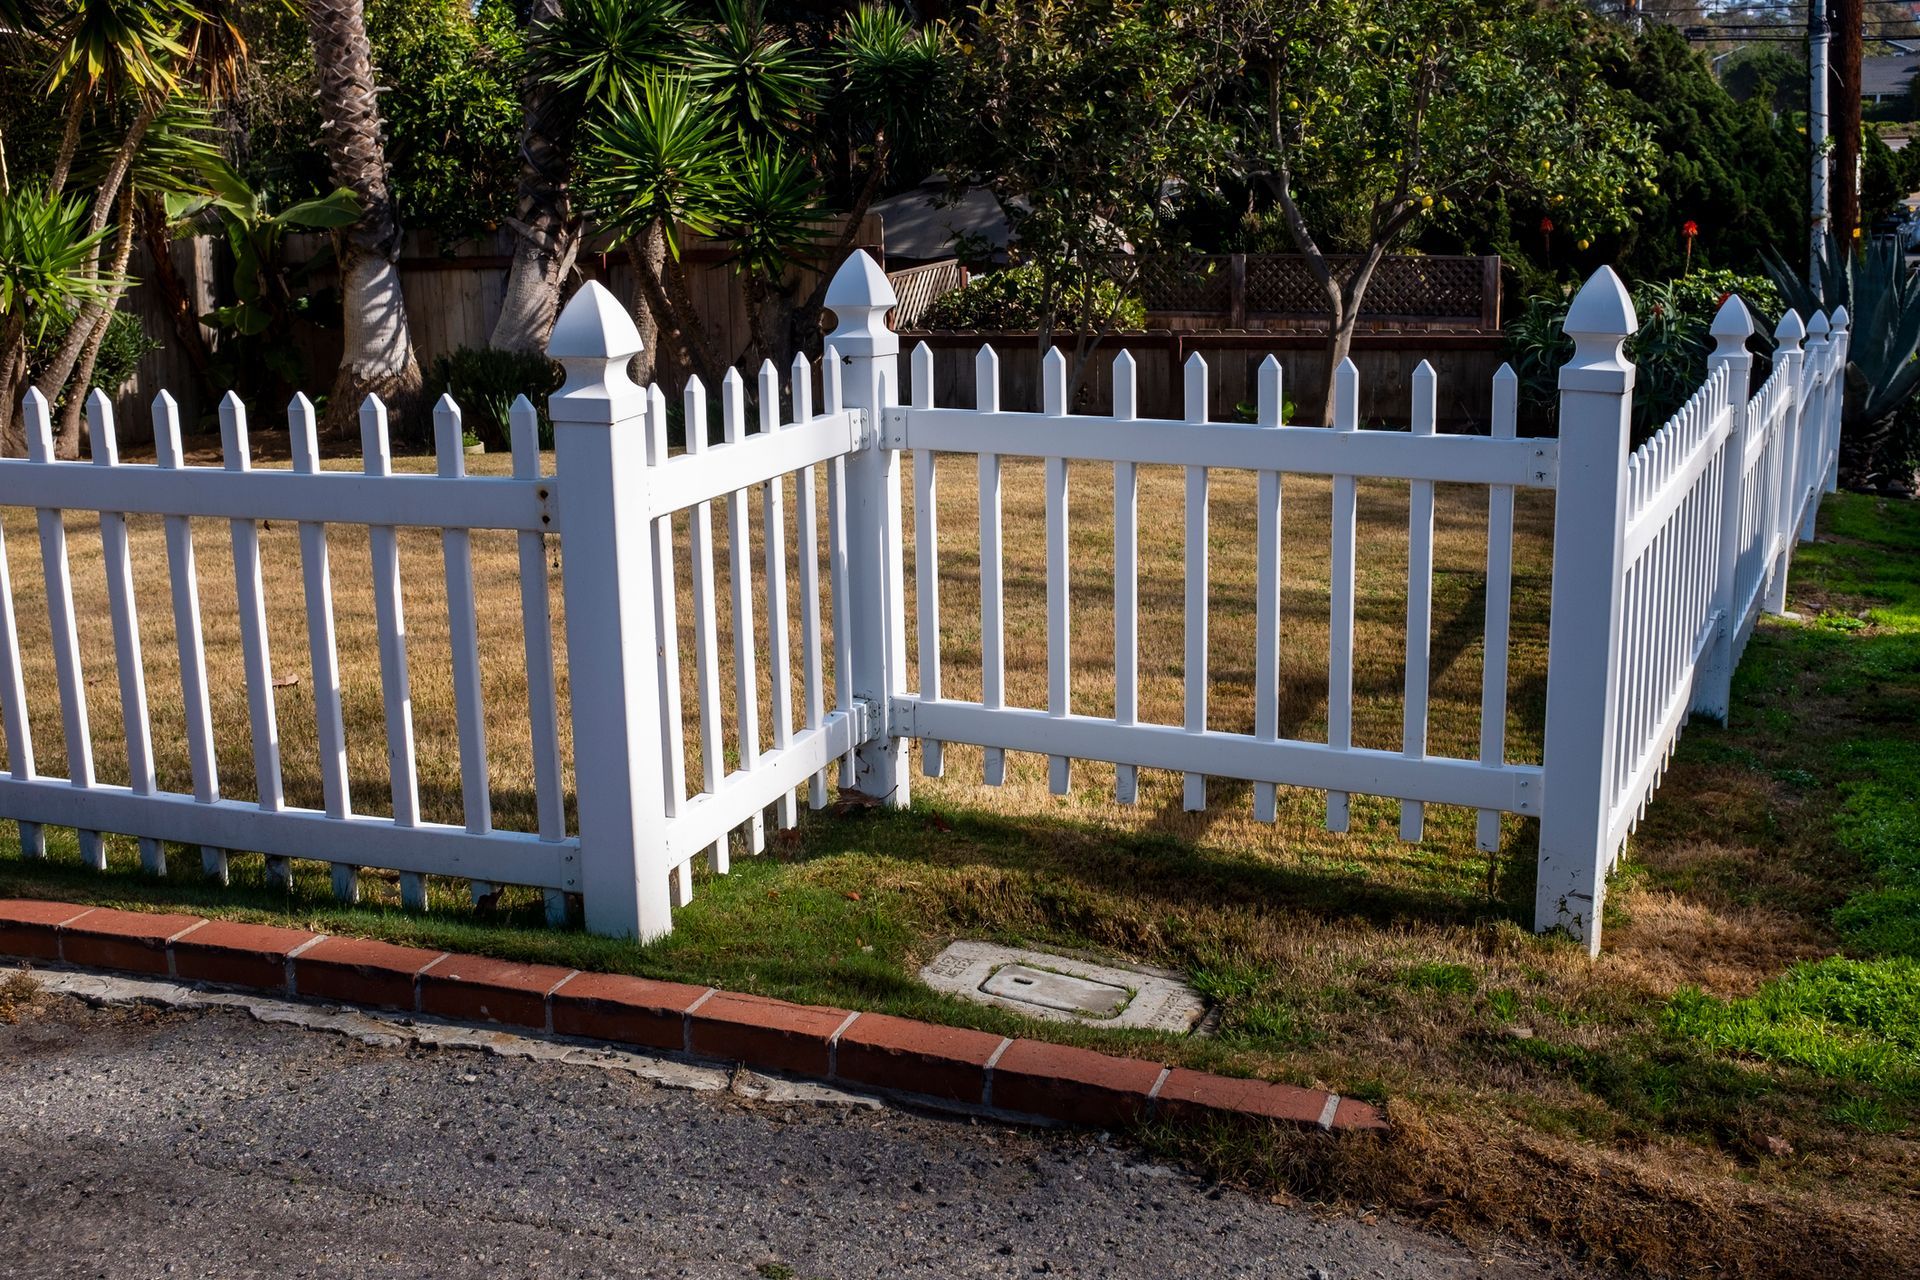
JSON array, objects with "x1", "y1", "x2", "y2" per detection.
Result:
[
  {"x1": 0, "y1": 966, "x2": 41, "y2": 1024},
  {"x1": 1663, "y1": 957, "x2": 1920, "y2": 1088}
]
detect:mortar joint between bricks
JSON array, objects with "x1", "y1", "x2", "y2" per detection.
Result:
[
  {"x1": 682, "y1": 988, "x2": 717, "y2": 1054},
  {"x1": 982, "y1": 1037, "x2": 1013, "y2": 1110}
]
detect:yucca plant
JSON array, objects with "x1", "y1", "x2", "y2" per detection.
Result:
[
  {"x1": 686, "y1": 0, "x2": 819, "y2": 142},
  {"x1": 721, "y1": 144, "x2": 827, "y2": 365},
  {"x1": 0, "y1": 183, "x2": 115, "y2": 451},
  {"x1": 582, "y1": 71, "x2": 732, "y2": 386}
]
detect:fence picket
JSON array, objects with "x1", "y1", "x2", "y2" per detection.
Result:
[
  {"x1": 1182, "y1": 353, "x2": 1210, "y2": 812},
  {"x1": 722, "y1": 369, "x2": 765, "y2": 856},
  {"x1": 1111, "y1": 350, "x2": 1140, "y2": 805},
  {"x1": 1401, "y1": 361, "x2": 1438, "y2": 841},
  {"x1": 152, "y1": 391, "x2": 225, "y2": 880},
  {"x1": 911, "y1": 342, "x2": 943, "y2": 778},
  {"x1": 1044, "y1": 347, "x2": 1072, "y2": 794},
  {"x1": 289, "y1": 394, "x2": 358, "y2": 902},
  {"x1": 1326, "y1": 360, "x2": 1360, "y2": 832},
  {"x1": 685, "y1": 376, "x2": 729, "y2": 873},
  {"x1": 510, "y1": 396, "x2": 569, "y2": 926},
  {"x1": 1476, "y1": 366, "x2": 1518, "y2": 853},
  {"x1": 641, "y1": 385, "x2": 694, "y2": 907},
  {"x1": 977, "y1": 344, "x2": 1007, "y2": 786},
  {"x1": 432, "y1": 397, "x2": 495, "y2": 906},
  {"x1": 220, "y1": 394, "x2": 289, "y2": 888},
  {"x1": 1252, "y1": 357, "x2": 1285, "y2": 823},
  {"x1": 793, "y1": 354, "x2": 829, "y2": 809},
  {"x1": 361, "y1": 395, "x2": 426, "y2": 910},
  {"x1": 0, "y1": 460, "x2": 40, "y2": 857},
  {"x1": 87, "y1": 392, "x2": 163, "y2": 873},
  {"x1": 24, "y1": 390, "x2": 103, "y2": 869},
  {"x1": 759, "y1": 360, "x2": 797, "y2": 829}
]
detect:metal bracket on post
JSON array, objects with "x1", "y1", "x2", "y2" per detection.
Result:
[{"x1": 880, "y1": 406, "x2": 912, "y2": 451}]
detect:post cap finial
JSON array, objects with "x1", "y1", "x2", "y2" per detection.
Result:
[
  {"x1": 1808, "y1": 309, "x2": 1832, "y2": 338},
  {"x1": 1709, "y1": 294, "x2": 1755, "y2": 364},
  {"x1": 1832, "y1": 303, "x2": 1850, "y2": 331},
  {"x1": 823, "y1": 250, "x2": 900, "y2": 360},
  {"x1": 1774, "y1": 308, "x2": 1806, "y2": 350},
  {"x1": 547, "y1": 279, "x2": 645, "y2": 425},
  {"x1": 1559, "y1": 266, "x2": 1638, "y2": 394}
]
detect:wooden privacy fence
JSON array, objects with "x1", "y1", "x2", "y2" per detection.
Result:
[{"x1": 0, "y1": 254, "x2": 1845, "y2": 952}]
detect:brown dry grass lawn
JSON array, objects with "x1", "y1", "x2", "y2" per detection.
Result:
[{"x1": 0, "y1": 428, "x2": 1913, "y2": 1279}]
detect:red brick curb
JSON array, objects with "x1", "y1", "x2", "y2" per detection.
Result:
[{"x1": 0, "y1": 898, "x2": 1387, "y2": 1136}]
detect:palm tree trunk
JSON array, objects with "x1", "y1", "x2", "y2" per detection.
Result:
[
  {"x1": 33, "y1": 102, "x2": 159, "y2": 411},
  {"x1": 489, "y1": 0, "x2": 579, "y2": 354},
  {"x1": 55, "y1": 189, "x2": 140, "y2": 457},
  {"x1": 305, "y1": 0, "x2": 422, "y2": 435},
  {"x1": 0, "y1": 313, "x2": 27, "y2": 457}
]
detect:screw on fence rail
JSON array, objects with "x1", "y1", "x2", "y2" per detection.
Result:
[
  {"x1": 1694, "y1": 293, "x2": 1757, "y2": 726},
  {"x1": 545, "y1": 280, "x2": 674, "y2": 940},
  {"x1": 1536, "y1": 266, "x2": 1637, "y2": 957},
  {"x1": 823, "y1": 250, "x2": 910, "y2": 809}
]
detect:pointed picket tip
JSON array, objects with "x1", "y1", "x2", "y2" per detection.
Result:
[
  {"x1": 1775, "y1": 308, "x2": 1806, "y2": 345},
  {"x1": 1710, "y1": 292, "x2": 1755, "y2": 339},
  {"x1": 1184, "y1": 350, "x2": 1207, "y2": 371},
  {"x1": 288, "y1": 390, "x2": 316, "y2": 415},
  {"x1": 1808, "y1": 309, "x2": 1832, "y2": 337},
  {"x1": 823, "y1": 249, "x2": 897, "y2": 310},
  {"x1": 1564, "y1": 265, "x2": 1637, "y2": 338},
  {"x1": 547, "y1": 279, "x2": 642, "y2": 362},
  {"x1": 722, "y1": 365, "x2": 745, "y2": 391},
  {"x1": 85, "y1": 387, "x2": 111, "y2": 413},
  {"x1": 1258, "y1": 353, "x2": 1282, "y2": 374},
  {"x1": 360, "y1": 392, "x2": 386, "y2": 416},
  {"x1": 220, "y1": 389, "x2": 245, "y2": 414},
  {"x1": 1494, "y1": 361, "x2": 1518, "y2": 383},
  {"x1": 1832, "y1": 303, "x2": 1851, "y2": 331},
  {"x1": 21, "y1": 385, "x2": 48, "y2": 414},
  {"x1": 1412, "y1": 359, "x2": 1436, "y2": 379},
  {"x1": 974, "y1": 343, "x2": 998, "y2": 368},
  {"x1": 1335, "y1": 356, "x2": 1359, "y2": 381},
  {"x1": 759, "y1": 357, "x2": 779, "y2": 378},
  {"x1": 1112, "y1": 348, "x2": 1137, "y2": 372},
  {"x1": 434, "y1": 391, "x2": 461, "y2": 416},
  {"x1": 684, "y1": 373, "x2": 706, "y2": 396},
  {"x1": 151, "y1": 389, "x2": 177, "y2": 414}
]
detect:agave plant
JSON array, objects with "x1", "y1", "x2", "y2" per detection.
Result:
[{"x1": 1766, "y1": 234, "x2": 1920, "y2": 488}]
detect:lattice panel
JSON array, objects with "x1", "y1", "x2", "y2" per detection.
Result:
[{"x1": 1134, "y1": 255, "x2": 1233, "y2": 312}]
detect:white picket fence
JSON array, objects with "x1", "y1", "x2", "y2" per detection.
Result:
[{"x1": 0, "y1": 256, "x2": 1847, "y2": 952}]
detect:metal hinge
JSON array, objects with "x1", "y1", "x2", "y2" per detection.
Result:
[
  {"x1": 1530, "y1": 443, "x2": 1559, "y2": 488},
  {"x1": 879, "y1": 407, "x2": 912, "y2": 451},
  {"x1": 850, "y1": 697, "x2": 884, "y2": 745}
]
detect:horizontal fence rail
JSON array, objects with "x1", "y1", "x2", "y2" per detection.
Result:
[{"x1": 0, "y1": 257, "x2": 1847, "y2": 955}]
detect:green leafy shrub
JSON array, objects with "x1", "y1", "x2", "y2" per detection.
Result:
[
  {"x1": 28, "y1": 311, "x2": 160, "y2": 404},
  {"x1": 917, "y1": 265, "x2": 1147, "y2": 332},
  {"x1": 421, "y1": 347, "x2": 562, "y2": 451},
  {"x1": 1503, "y1": 270, "x2": 1781, "y2": 439}
]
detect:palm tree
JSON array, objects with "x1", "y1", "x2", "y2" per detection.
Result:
[
  {"x1": 492, "y1": 0, "x2": 691, "y2": 365},
  {"x1": 303, "y1": 0, "x2": 421, "y2": 433},
  {"x1": 582, "y1": 70, "x2": 730, "y2": 387}
]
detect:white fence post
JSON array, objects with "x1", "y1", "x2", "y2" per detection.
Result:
[
  {"x1": 1826, "y1": 304, "x2": 1849, "y2": 494},
  {"x1": 824, "y1": 251, "x2": 909, "y2": 806},
  {"x1": 1765, "y1": 311, "x2": 1805, "y2": 615},
  {"x1": 546, "y1": 281, "x2": 673, "y2": 939},
  {"x1": 1535, "y1": 267, "x2": 1637, "y2": 955},
  {"x1": 1799, "y1": 310, "x2": 1831, "y2": 545},
  {"x1": 1694, "y1": 295, "x2": 1755, "y2": 724}
]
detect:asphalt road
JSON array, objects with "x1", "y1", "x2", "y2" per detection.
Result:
[{"x1": 0, "y1": 992, "x2": 1587, "y2": 1280}]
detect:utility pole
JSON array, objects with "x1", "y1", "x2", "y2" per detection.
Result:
[
  {"x1": 1810, "y1": 0, "x2": 1832, "y2": 277},
  {"x1": 1834, "y1": 0, "x2": 1865, "y2": 252}
]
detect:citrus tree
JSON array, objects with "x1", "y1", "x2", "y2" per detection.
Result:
[{"x1": 1213, "y1": 0, "x2": 1654, "y2": 423}]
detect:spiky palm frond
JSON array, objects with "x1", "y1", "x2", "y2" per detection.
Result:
[
  {"x1": 524, "y1": 0, "x2": 692, "y2": 116},
  {"x1": 581, "y1": 71, "x2": 729, "y2": 255},
  {"x1": 0, "y1": 183, "x2": 116, "y2": 336},
  {"x1": 835, "y1": 4, "x2": 948, "y2": 147},
  {"x1": 686, "y1": 0, "x2": 820, "y2": 140},
  {"x1": 719, "y1": 144, "x2": 826, "y2": 281}
]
